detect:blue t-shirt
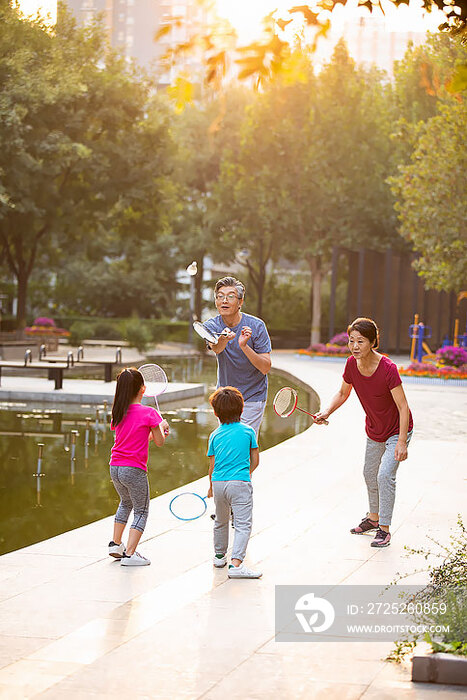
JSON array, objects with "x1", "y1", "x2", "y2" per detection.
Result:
[
  {"x1": 207, "y1": 421, "x2": 259, "y2": 482},
  {"x1": 204, "y1": 312, "x2": 272, "y2": 402}
]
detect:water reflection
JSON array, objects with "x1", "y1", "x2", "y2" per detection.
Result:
[{"x1": 0, "y1": 358, "x2": 318, "y2": 555}]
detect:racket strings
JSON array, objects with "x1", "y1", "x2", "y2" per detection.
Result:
[{"x1": 273, "y1": 388, "x2": 296, "y2": 417}]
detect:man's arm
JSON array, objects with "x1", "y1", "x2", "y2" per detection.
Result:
[
  {"x1": 208, "y1": 329, "x2": 235, "y2": 355},
  {"x1": 238, "y1": 326, "x2": 271, "y2": 375}
]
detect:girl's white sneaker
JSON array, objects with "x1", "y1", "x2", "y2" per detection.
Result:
[
  {"x1": 228, "y1": 563, "x2": 262, "y2": 579},
  {"x1": 108, "y1": 541, "x2": 125, "y2": 558},
  {"x1": 120, "y1": 552, "x2": 151, "y2": 566}
]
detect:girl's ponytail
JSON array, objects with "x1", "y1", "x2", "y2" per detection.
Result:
[{"x1": 111, "y1": 368, "x2": 144, "y2": 427}]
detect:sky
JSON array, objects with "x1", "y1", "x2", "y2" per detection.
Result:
[
  {"x1": 18, "y1": 0, "x2": 445, "y2": 36},
  {"x1": 216, "y1": 0, "x2": 445, "y2": 41}
]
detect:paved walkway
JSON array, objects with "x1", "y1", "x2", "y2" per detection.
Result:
[{"x1": 0, "y1": 352, "x2": 466, "y2": 698}]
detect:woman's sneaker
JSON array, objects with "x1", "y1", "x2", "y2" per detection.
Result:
[
  {"x1": 371, "y1": 528, "x2": 391, "y2": 548},
  {"x1": 120, "y1": 551, "x2": 151, "y2": 566},
  {"x1": 213, "y1": 554, "x2": 227, "y2": 568},
  {"x1": 228, "y1": 563, "x2": 262, "y2": 579},
  {"x1": 108, "y1": 541, "x2": 125, "y2": 558},
  {"x1": 350, "y1": 517, "x2": 379, "y2": 534}
]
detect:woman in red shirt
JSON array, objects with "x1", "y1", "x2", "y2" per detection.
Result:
[{"x1": 315, "y1": 318, "x2": 413, "y2": 548}]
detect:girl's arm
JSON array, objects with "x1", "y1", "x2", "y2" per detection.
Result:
[
  {"x1": 250, "y1": 447, "x2": 260, "y2": 474},
  {"x1": 314, "y1": 380, "x2": 352, "y2": 423},
  {"x1": 150, "y1": 420, "x2": 169, "y2": 447},
  {"x1": 390, "y1": 384, "x2": 410, "y2": 461},
  {"x1": 207, "y1": 455, "x2": 215, "y2": 497}
]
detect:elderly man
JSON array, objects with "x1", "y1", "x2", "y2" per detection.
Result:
[{"x1": 203, "y1": 276, "x2": 272, "y2": 435}]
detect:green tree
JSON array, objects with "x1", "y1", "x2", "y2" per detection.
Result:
[
  {"x1": 171, "y1": 87, "x2": 250, "y2": 319},
  {"x1": 389, "y1": 98, "x2": 467, "y2": 292},
  {"x1": 0, "y1": 5, "x2": 175, "y2": 326}
]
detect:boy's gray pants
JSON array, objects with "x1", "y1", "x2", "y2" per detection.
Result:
[{"x1": 213, "y1": 481, "x2": 253, "y2": 562}]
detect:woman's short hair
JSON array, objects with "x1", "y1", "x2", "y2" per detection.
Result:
[
  {"x1": 209, "y1": 386, "x2": 244, "y2": 423},
  {"x1": 214, "y1": 276, "x2": 245, "y2": 300},
  {"x1": 347, "y1": 317, "x2": 379, "y2": 349}
]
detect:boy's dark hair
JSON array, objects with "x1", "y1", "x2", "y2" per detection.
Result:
[
  {"x1": 112, "y1": 367, "x2": 144, "y2": 427},
  {"x1": 347, "y1": 317, "x2": 379, "y2": 349},
  {"x1": 214, "y1": 276, "x2": 245, "y2": 300},
  {"x1": 209, "y1": 386, "x2": 244, "y2": 424}
]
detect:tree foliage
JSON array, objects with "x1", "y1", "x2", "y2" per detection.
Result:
[
  {"x1": 0, "y1": 4, "x2": 176, "y2": 325},
  {"x1": 389, "y1": 98, "x2": 467, "y2": 292}
]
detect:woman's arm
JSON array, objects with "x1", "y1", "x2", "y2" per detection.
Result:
[
  {"x1": 390, "y1": 384, "x2": 410, "y2": 461},
  {"x1": 314, "y1": 380, "x2": 352, "y2": 423},
  {"x1": 250, "y1": 447, "x2": 260, "y2": 474}
]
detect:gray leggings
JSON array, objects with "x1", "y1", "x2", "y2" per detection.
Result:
[
  {"x1": 363, "y1": 431, "x2": 413, "y2": 527},
  {"x1": 110, "y1": 466, "x2": 150, "y2": 533}
]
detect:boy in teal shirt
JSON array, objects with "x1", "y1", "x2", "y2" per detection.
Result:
[{"x1": 207, "y1": 386, "x2": 261, "y2": 578}]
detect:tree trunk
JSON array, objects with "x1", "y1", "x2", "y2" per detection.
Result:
[
  {"x1": 16, "y1": 266, "x2": 29, "y2": 330},
  {"x1": 308, "y1": 256, "x2": 322, "y2": 346},
  {"x1": 195, "y1": 253, "x2": 204, "y2": 321}
]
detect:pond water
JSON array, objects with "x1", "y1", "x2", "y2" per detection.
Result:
[{"x1": 0, "y1": 357, "x2": 318, "y2": 555}]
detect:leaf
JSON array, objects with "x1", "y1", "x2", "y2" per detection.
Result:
[
  {"x1": 166, "y1": 76, "x2": 194, "y2": 113},
  {"x1": 289, "y1": 5, "x2": 321, "y2": 25},
  {"x1": 276, "y1": 18, "x2": 293, "y2": 31}
]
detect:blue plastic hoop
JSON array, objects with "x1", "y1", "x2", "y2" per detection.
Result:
[{"x1": 169, "y1": 492, "x2": 208, "y2": 521}]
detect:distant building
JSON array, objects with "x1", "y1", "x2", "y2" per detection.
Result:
[
  {"x1": 313, "y1": 13, "x2": 428, "y2": 76},
  {"x1": 64, "y1": 0, "x2": 211, "y2": 79}
]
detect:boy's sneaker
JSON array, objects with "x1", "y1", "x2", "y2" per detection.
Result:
[
  {"x1": 213, "y1": 554, "x2": 227, "y2": 568},
  {"x1": 228, "y1": 563, "x2": 262, "y2": 579},
  {"x1": 120, "y1": 551, "x2": 151, "y2": 566},
  {"x1": 350, "y1": 517, "x2": 379, "y2": 534},
  {"x1": 108, "y1": 541, "x2": 125, "y2": 558},
  {"x1": 371, "y1": 528, "x2": 391, "y2": 548}
]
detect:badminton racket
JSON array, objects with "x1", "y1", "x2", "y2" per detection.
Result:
[
  {"x1": 273, "y1": 387, "x2": 329, "y2": 424},
  {"x1": 192, "y1": 321, "x2": 229, "y2": 345},
  {"x1": 169, "y1": 492, "x2": 208, "y2": 521},
  {"x1": 138, "y1": 363, "x2": 168, "y2": 414}
]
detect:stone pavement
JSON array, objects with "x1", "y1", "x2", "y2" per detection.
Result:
[{"x1": 0, "y1": 352, "x2": 465, "y2": 699}]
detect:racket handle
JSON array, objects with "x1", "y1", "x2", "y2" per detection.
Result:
[{"x1": 297, "y1": 407, "x2": 329, "y2": 424}]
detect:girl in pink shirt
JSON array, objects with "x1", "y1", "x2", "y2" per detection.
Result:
[
  {"x1": 315, "y1": 318, "x2": 413, "y2": 548},
  {"x1": 108, "y1": 368, "x2": 169, "y2": 566}
]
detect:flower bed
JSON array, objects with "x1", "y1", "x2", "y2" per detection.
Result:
[
  {"x1": 25, "y1": 317, "x2": 70, "y2": 351},
  {"x1": 400, "y1": 362, "x2": 467, "y2": 380},
  {"x1": 298, "y1": 344, "x2": 349, "y2": 358}
]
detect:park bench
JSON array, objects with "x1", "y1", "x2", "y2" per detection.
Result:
[
  {"x1": 39, "y1": 345, "x2": 123, "y2": 383},
  {"x1": 0, "y1": 359, "x2": 73, "y2": 390}
]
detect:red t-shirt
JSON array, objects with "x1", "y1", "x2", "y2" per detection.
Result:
[
  {"x1": 343, "y1": 355, "x2": 413, "y2": 442},
  {"x1": 110, "y1": 403, "x2": 162, "y2": 471}
]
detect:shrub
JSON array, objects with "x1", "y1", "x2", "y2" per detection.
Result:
[
  {"x1": 122, "y1": 318, "x2": 151, "y2": 352},
  {"x1": 387, "y1": 516, "x2": 467, "y2": 662},
  {"x1": 92, "y1": 321, "x2": 122, "y2": 341},
  {"x1": 436, "y1": 345, "x2": 467, "y2": 367},
  {"x1": 69, "y1": 321, "x2": 94, "y2": 346},
  {"x1": 329, "y1": 331, "x2": 348, "y2": 346}
]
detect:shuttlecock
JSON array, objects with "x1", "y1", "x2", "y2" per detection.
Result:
[{"x1": 186, "y1": 261, "x2": 197, "y2": 276}]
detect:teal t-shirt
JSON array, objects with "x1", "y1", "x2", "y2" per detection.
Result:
[{"x1": 207, "y1": 421, "x2": 258, "y2": 482}]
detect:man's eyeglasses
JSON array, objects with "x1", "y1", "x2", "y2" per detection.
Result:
[{"x1": 215, "y1": 292, "x2": 238, "y2": 302}]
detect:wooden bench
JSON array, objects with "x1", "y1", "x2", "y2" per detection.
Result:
[
  {"x1": 0, "y1": 360, "x2": 73, "y2": 390},
  {"x1": 39, "y1": 345, "x2": 123, "y2": 383}
]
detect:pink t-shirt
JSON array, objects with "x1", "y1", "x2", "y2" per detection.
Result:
[
  {"x1": 110, "y1": 403, "x2": 162, "y2": 471},
  {"x1": 343, "y1": 355, "x2": 413, "y2": 442}
]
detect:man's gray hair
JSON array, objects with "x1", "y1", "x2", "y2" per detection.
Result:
[{"x1": 214, "y1": 276, "x2": 245, "y2": 300}]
